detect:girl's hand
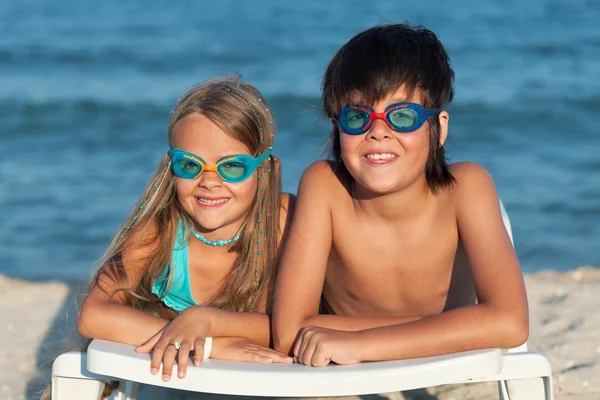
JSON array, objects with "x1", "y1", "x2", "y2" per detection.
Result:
[
  {"x1": 293, "y1": 326, "x2": 363, "y2": 367},
  {"x1": 211, "y1": 337, "x2": 293, "y2": 364},
  {"x1": 135, "y1": 306, "x2": 211, "y2": 381}
]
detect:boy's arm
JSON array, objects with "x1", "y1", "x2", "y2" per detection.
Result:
[
  {"x1": 294, "y1": 163, "x2": 529, "y2": 365},
  {"x1": 272, "y1": 162, "x2": 427, "y2": 354},
  {"x1": 272, "y1": 161, "x2": 334, "y2": 353}
]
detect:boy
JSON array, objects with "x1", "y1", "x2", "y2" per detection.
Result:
[{"x1": 272, "y1": 24, "x2": 528, "y2": 366}]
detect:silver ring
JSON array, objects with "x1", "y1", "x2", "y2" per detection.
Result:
[{"x1": 172, "y1": 341, "x2": 181, "y2": 350}]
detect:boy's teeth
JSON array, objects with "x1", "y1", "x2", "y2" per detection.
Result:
[
  {"x1": 198, "y1": 198, "x2": 228, "y2": 205},
  {"x1": 366, "y1": 153, "x2": 396, "y2": 160}
]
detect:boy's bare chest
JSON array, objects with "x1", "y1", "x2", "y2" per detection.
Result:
[{"x1": 325, "y1": 206, "x2": 459, "y2": 316}]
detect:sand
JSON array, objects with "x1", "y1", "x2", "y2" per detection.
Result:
[{"x1": 2, "y1": 268, "x2": 599, "y2": 400}]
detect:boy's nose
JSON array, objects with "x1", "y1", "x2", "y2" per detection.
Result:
[{"x1": 367, "y1": 118, "x2": 392, "y2": 141}]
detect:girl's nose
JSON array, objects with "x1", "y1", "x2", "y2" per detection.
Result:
[{"x1": 197, "y1": 170, "x2": 223, "y2": 190}]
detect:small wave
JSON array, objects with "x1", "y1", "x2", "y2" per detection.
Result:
[{"x1": 0, "y1": 97, "x2": 169, "y2": 115}]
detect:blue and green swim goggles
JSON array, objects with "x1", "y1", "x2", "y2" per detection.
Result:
[
  {"x1": 169, "y1": 147, "x2": 272, "y2": 183},
  {"x1": 338, "y1": 102, "x2": 442, "y2": 135}
]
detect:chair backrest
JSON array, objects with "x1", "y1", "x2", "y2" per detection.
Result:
[{"x1": 447, "y1": 199, "x2": 527, "y2": 352}]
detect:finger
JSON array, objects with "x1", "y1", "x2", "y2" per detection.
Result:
[
  {"x1": 266, "y1": 351, "x2": 293, "y2": 363},
  {"x1": 161, "y1": 344, "x2": 178, "y2": 382},
  {"x1": 252, "y1": 349, "x2": 293, "y2": 364},
  {"x1": 150, "y1": 340, "x2": 168, "y2": 375},
  {"x1": 299, "y1": 336, "x2": 317, "y2": 366},
  {"x1": 177, "y1": 341, "x2": 192, "y2": 379},
  {"x1": 292, "y1": 329, "x2": 305, "y2": 359},
  {"x1": 136, "y1": 331, "x2": 161, "y2": 354},
  {"x1": 310, "y1": 343, "x2": 332, "y2": 368},
  {"x1": 245, "y1": 352, "x2": 273, "y2": 364},
  {"x1": 192, "y1": 338, "x2": 205, "y2": 367}
]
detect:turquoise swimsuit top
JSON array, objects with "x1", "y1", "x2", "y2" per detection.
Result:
[{"x1": 152, "y1": 221, "x2": 199, "y2": 313}]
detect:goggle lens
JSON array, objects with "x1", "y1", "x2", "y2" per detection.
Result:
[
  {"x1": 346, "y1": 109, "x2": 369, "y2": 130},
  {"x1": 218, "y1": 161, "x2": 247, "y2": 180},
  {"x1": 388, "y1": 108, "x2": 418, "y2": 129},
  {"x1": 177, "y1": 159, "x2": 201, "y2": 177}
]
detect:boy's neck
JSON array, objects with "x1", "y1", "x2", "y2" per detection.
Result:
[{"x1": 351, "y1": 177, "x2": 433, "y2": 221}]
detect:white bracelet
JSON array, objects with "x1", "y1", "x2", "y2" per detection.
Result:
[{"x1": 203, "y1": 337, "x2": 212, "y2": 359}]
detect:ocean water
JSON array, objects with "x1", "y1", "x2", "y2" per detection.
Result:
[{"x1": 0, "y1": 0, "x2": 598, "y2": 282}]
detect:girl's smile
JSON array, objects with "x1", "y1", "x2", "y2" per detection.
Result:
[
  {"x1": 195, "y1": 196, "x2": 230, "y2": 209},
  {"x1": 173, "y1": 114, "x2": 258, "y2": 239}
]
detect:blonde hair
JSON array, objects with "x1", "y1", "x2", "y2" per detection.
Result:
[
  {"x1": 41, "y1": 77, "x2": 280, "y2": 400},
  {"x1": 92, "y1": 76, "x2": 281, "y2": 314}
]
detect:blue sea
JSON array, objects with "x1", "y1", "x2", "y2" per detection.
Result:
[{"x1": 0, "y1": 0, "x2": 599, "y2": 282}]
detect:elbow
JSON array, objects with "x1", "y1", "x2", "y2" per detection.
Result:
[
  {"x1": 505, "y1": 320, "x2": 529, "y2": 349},
  {"x1": 77, "y1": 298, "x2": 96, "y2": 339},
  {"x1": 500, "y1": 311, "x2": 529, "y2": 349}
]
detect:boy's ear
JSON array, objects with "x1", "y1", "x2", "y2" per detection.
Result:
[{"x1": 438, "y1": 111, "x2": 449, "y2": 147}]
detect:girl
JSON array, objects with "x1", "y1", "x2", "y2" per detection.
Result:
[{"x1": 77, "y1": 77, "x2": 294, "y2": 386}]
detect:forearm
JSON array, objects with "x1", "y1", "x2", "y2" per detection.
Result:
[
  {"x1": 78, "y1": 300, "x2": 168, "y2": 346},
  {"x1": 356, "y1": 304, "x2": 528, "y2": 361},
  {"x1": 305, "y1": 314, "x2": 425, "y2": 331},
  {"x1": 201, "y1": 308, "x2": 271, "y2": 347},
  {"x1": 274, "y1": 313, "x2": 425, "y2": 355}
]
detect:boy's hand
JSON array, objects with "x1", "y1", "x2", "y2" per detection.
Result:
[
  {"x1": 135, "y1": 306, "x2": 211, "y2": 381},
  {"x1": 211, "y1": 337, "x2": 293, "y2": 364},
  {"x1": 293, "y1": 326, "x2": 363, "y2": 367}
]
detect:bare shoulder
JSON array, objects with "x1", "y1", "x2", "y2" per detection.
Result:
[
  {"x1": 88, "y1": 218, "x2": 164, "y2": 301},
  {"x1": 450, "y1": 161, "x2": 493, "y2": 183},
  {"x1": 449, "y1": 162, "x2": 497, "y2": 199},
  {"x1": 279, "y1": 192, "x2": 296, "y2": 219},
  {"x1": 109, "y1": 218, "x2": 165, "y2": 284},
  {"x1": 123, "y1": 218, "x2": 162, "y2": 259},
  {"x1": 448, "y1": 162, "x2": 502, "y2": 226},
  {"x1": 278, "y1": 192, "x2": 296, "y2": 235},
  {"x1": 299, "y1": 160, "x2": 346, "y2": 196}
]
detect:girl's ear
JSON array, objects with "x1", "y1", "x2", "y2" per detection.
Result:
[
  {"x1": 271, "y1": 155, "x2": 281, "y2": 174},
  {"x1": 438, "y1": 111, "x2": 449, "y2": 147}
]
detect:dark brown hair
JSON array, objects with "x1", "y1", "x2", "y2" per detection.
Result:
[{"x1": 323, "y1": 23, "x2": 456, "y2": 192}]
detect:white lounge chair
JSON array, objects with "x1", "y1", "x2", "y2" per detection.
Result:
[{"x1": 50, "y1": 201, "x2": 554, "y2": 400}]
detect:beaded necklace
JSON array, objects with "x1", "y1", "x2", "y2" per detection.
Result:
[{"x1": 191, "y1": 229, "x2": 242, "y2": 246}]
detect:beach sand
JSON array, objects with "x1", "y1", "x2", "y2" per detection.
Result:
[{"x1": 2, "y1": 268, "x2": 599, "y2": 400}]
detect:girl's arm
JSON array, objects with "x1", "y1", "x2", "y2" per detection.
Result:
[
  {"x1": 78, "y1": 288, "x2": 169, "y2": 346},
  {"x1": 293, "y1": 163, "x2": 529, "y2": 365},
  {"x1": 77, "y1": 224, "x2": 170, "y2": 346},
  {"x1": 148, "y1": 191, "x2": 297, "y2": 348}
]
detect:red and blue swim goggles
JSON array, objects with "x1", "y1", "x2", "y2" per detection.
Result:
[
  {"x1": 169, "y1": 147, "x2": 271, "y2": 183},
  {"x1": 338, "y1": 103, "x2": 441, "y2": 135}
]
